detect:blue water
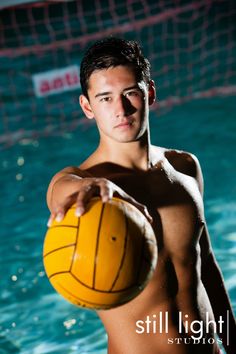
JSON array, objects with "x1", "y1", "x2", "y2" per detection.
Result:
[{"x1": 0, "y1": 96, "x2": 235, "y2": 353}]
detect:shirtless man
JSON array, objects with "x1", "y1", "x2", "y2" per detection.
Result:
[{"x1": 46, "y1": 38, "x2": 235, "y2": 354}]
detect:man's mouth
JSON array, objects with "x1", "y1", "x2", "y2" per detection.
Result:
[{"x1": 115, "y1": 119, "x2": 134, "y2": 128}]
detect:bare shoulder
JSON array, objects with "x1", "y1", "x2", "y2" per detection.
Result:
[
  {"x1": 165, "y1": 148, "x2": 200, "y2": 177},
  {"x1": 151, "y1": 145, "x2": 204, "y2": 195}
]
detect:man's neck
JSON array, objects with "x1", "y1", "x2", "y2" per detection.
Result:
[{"x1": 97, "y1": 137, "x2": 152, "y2": 171}]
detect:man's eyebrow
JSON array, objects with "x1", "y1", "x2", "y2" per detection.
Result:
[
  {"x1": 94, "y1": 85, "x2": 142, "y2": 98},
  {"x1": 123, "y1": 85, "x2": 141, "y2": 91},
  {"x1": 94, "y1": 91, "x2": 112, "y2": 98}
]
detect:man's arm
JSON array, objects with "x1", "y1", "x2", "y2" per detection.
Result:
[
  {"x1": 192, "y1": 154, "x2": 236, "y2": 354},
  {"x1": 200, "y1": 226, "x2": 236, "y2": 354},
  {"x1": 46, "y1": 166, "x2": 152, "y2": 226},
  {"x1": 46, "y1": 166, "x2": 91, "y2": 223}
]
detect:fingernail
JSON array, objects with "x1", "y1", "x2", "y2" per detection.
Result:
[
  {"x1": 47, "y1": 217, "x2": 52, "y2": 227},
  {"x1": 75, "y1": 207, "x2": 84, "y2": 217},
  {"x1": 55, "y1": 213, "x2": 63, "y2": 222}
]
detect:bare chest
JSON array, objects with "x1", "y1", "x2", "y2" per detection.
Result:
[{"x1": 84, "y1": 161, "x2": 205, "y2": 263}]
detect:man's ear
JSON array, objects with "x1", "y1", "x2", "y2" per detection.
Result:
[
  {"x1": 79, "y1": 95, "x2": 94, "y2": 119},
  {"x1": 148, "y1": 80, "x2": 156, "y2": 106}
]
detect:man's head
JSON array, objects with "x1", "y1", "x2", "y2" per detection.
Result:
[
  {"x1": 79, "y1": 37, "x2": 155, "y2": 145},
  {"x1": 80, "y1": 37, "x2": 151, "y2": 99}
]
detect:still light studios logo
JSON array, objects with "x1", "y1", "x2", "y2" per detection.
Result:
[{"x1": 136, "y1": 311, "x2": 230, "y2": 345}]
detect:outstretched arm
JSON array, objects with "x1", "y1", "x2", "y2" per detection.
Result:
[{"x1": 46, "y1": 166, "x2": 152, "y2": 226}]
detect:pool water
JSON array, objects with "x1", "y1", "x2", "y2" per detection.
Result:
[{"x1": 0, "y1": 96, "x2": 235, "y2": 353}]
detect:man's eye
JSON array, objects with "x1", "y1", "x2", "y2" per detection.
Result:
[
  {"x1": 126, "y1": 91, "x2": 140, "y2": 97},
  {"x1": 100, "y1": 97, "x2": 111, "y2": 102}
]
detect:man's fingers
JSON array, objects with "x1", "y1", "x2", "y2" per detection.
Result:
[
  {"x1": 54, "y1": 206, "x2": 66, "y2": 223},
  {"x1": 100, "y1": 182, "x2": 113, "y2": 202},
  {"x1": 47, "y1": 178, "x2": 153, "y2": 227},
  {"x1": 134, "y1": 203, "x2": 153, "y2": 224},
  {"x1": 55, "y1": 211, "x2": 65, "y2": 222},
  {"x1": 75, "y1": 180, "x2": 113, "y2": 215},
  {"x1": 48, "y1": 192, "x2": 80, "y2": 226},
  {"x1": 47, "y1": 209, "x2": 65, "y2": 226},
  {"x1": 47, "y1": 178, "x2": 114, "y2": 225},
  {"x1": 47, "y1": 213, "x2": 55, "y2": 227},
  {"x1": 75, "y1": 184, "x2": 97, "y2": 216}
]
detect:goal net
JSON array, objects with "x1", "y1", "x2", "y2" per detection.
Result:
[{"x1": 0, "y1": 0, "x2": 235, "y2": 147}]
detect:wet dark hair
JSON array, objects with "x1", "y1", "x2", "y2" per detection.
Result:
[{"x1": 80, "y1": 37, "x2": 151, "y2": 99}]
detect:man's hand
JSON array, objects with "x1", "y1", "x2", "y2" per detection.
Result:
[{"x1": 47, "y1": 177, "x2": 152, "y2": 226}]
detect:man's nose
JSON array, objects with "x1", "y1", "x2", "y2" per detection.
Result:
[{"x1": 115, "y1": 95, "x2": 135, "y2": 117}]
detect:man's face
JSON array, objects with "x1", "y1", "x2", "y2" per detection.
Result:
[{"x1": 80, "y1": 65, "x2": 153, "y2": 144}]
